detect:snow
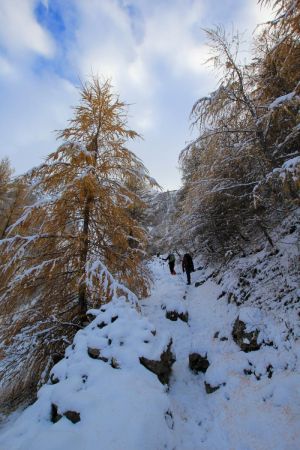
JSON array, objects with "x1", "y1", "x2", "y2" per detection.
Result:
[
  {"x1": 0, "y1": 295, "x2": 174, "y2": 450},
  {"x1": 268, "y1": 91, "x2": 297, "y2": 109},
  {"x1": 1, "y1": 257, "x2": 299, "y2": 450},
  {"x1": 283, "y1": 156, "x2": 300, "y2": 169}
]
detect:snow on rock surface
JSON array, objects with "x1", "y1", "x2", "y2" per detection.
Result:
[{"x1": 1, "y1": 257, "x2": 300, "y2": 450}]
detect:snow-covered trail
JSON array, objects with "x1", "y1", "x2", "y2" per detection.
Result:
[
  {"x1": 141, "y1": 259, "x2": 231, "y2": 449},
  {"x1": 141, "y1": 258, "x2": 300, "y2": 450}
]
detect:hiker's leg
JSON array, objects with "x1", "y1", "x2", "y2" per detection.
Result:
[
  {"x1": 187, "y1": 271, "x2": 191, "y2": 284},
  {"x1": 168, "y1": 262, "x2": 173, "y2": 274}
]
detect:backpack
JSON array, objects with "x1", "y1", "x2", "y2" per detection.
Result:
[
  {"x1": 169, "y1": 253, "x2": 175, "y2": 262},
  {"x1": 184, "y1": 254, "x2": 194, "y2": 271}
]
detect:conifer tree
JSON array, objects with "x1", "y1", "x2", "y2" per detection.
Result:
[
  {"x1": 1, "y1": 77, "x2": 154, "y2": 319},
  {"x1": 0, "y1": 78, "x2": 155, "y2": 405}
]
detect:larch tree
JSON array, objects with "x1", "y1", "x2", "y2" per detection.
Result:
[
  {"x1": 252, "y1": 0, "x2": 300, "y2": 214},
  {"x1": 0, "y1": 77, "x2": 156, "y2": 409},
  {"x1": 179, "y1": 27, "x2": 269, "y2": 258},
  {"x1": 178, "y1": 1, "x2": 299, "y2": 260}
]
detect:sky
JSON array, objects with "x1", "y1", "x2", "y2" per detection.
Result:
[{"x1": 0, "y1": 0, "x2": 273, "y2": 190}]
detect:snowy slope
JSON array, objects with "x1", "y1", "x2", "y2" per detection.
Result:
[
  {"x1": 1, "y1": 259, "x2": 300, "y2": 450},
  {"x1": 141, "y1": 259, "x2": 300, "y2": 450},
  {"x1": 0, "y1": 296, "x2": 175, "y2": 450}
]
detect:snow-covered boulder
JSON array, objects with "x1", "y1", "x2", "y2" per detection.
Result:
[{"x1": 163, "y1": 297, "x2": 189, "y2": 323}]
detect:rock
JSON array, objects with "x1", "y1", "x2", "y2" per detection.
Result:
[
  {"x1": 266, "y1": 364, "x2": 273, "y2": 379},
  {"x1": 232, "y1": 317, "x2": 261, "y2": 352},
  {"x1": 110, "y1": 357, "x2": 120, "y2": 369},
  {"x1": 51, "y1": 404, "x2": 81, "y2": 424},
  {"x1": 166, "y1": 310, "x2": 189, "y2": 323},
  {"x1": 51, "y1": 404, "x2": 62, "y2": 423},
  {"x1": 189, "y1": 353, "x2": 209, "y2": 374},
  {"x1": 64, "y1": 410, "x2": 81, "y2": 424},
  {"x1": 50, "y1": 373, "x2": 59, "y2": 384},
  {"x1": 111, "y1": 315, "x2": 118, "y2": 323},
  {"x1": 86, "y1": 312, "x2": 97, "y2": 322},
  {"x1": 195, "y1": 280, "x2": 205, "y2": 287},
  {"x1": 139, "y1": 339, "x2": 176, "y2": 385},
  {"x1": 87, "y1": 347, "x2": 100, "y2": 359},
  {"x1": 205, "y1": 382, "x2": 225, "y2": 394},
  {"x1": 87, "y1": 347, "x2": 109, "y2": 362},
  {"x1": 97, "y1": 321, "x2": 107, "y2": 329},
  {"x1": 213, "y1": 331, "x2": 220, "y2": 339}
]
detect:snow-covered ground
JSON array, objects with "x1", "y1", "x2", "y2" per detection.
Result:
[
  {"x1": 0, "y1": 258, "x2": 299, "y2": 450},
  {"x1": 145, "y1": 258, "x2": 300, "y2": 450}
]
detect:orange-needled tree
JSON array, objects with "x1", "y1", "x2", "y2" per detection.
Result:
[{"x1": 0, "y1": 78, "x2": 155, "y2": 408}]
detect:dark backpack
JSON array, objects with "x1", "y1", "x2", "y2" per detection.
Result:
[
  {"x1": 184, "y1": 254, "x2": 194, "y2": 271},
  {"x1": 169, "y1": 253, "x2": 175, "y2": 263}
]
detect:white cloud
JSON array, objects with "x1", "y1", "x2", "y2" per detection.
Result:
[
  {"x1": 0, "y1": 74, "x2": 77, "y2": 174},
  {"x1": 0, "y1": 54, "x2": 15, "y2": 77},
  {"x1": 0, "y1": 0, "x2": 277, "y2": 189},
  {"x1": 237, "y1": 1, "x2": 275, "y2": 36},
  {"x1": 0, "y1": 0, "x2": 55, "y2": 58}
]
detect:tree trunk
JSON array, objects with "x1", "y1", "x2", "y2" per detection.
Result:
[{"x1": 78, "y1": 195, "x2": 92, "y2": 322}]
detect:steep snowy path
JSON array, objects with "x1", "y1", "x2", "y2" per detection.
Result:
[
  {"x1": 141, "y1": 259, "x2": 232, "y2": 449},
  {"x1": 141, "y1": 258, "x2": 300, "y2": 450}
]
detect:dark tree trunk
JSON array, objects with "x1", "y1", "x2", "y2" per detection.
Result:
[{"x1": 78, "y1": 195, "x2": 92, "y2": 321}]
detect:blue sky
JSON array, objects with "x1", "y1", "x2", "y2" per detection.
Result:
[{"x1": 0, "y1": 0, "x2": 272, "y2": 190}]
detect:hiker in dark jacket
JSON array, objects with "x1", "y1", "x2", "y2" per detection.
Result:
[
  {"x1": 182, "y1": 253, "x2": 194, "y2": 285},
  {"x1": 163, "y1": 253, "x2": 176, "y2": 275}
]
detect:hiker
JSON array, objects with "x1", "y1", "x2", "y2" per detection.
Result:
[
  {"x1": 182, "y1": 253, "x2": 194, "y2": 285},
  {"x1": 163, "y1": 253, "x2": 176, "y2": 275}
]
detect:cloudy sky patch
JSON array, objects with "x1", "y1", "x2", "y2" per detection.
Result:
[{"x1": 0, "y1": 0, "x2": 273, "y2": 189}]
